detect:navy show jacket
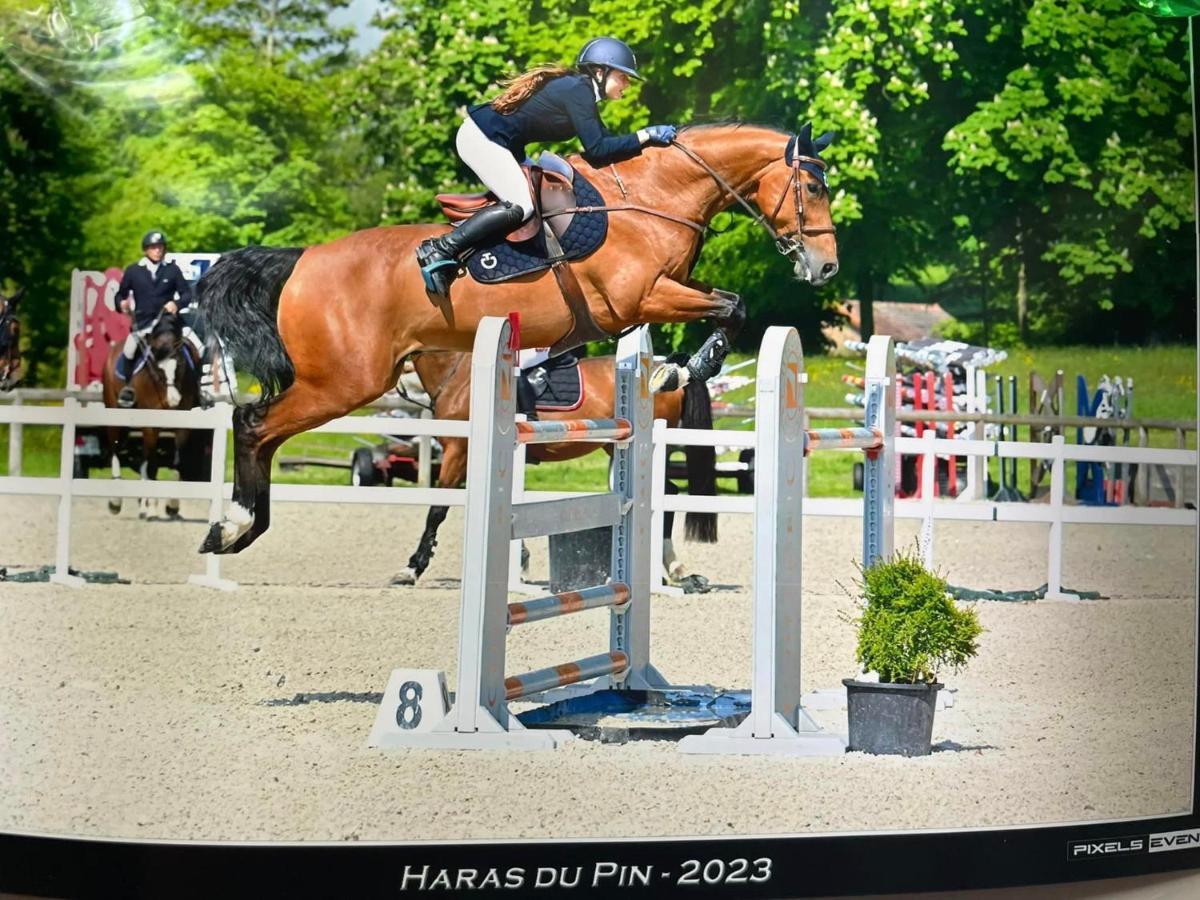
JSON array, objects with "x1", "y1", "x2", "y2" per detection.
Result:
[
  {"x1": 469, "y1": 73, "x2": 643, "y2": 168},
  {"x1": 113, "y1": 258, "x2": 193, "y2": 329}
]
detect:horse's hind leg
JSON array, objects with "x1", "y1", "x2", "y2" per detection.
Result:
[
  {"x1": 139, "y1": 428, "x2": 160, "y2": 520},
  {"x1": 201, "y1": 404, "x2": 266, "y2": 553},
  {"x1": 391, "y1": 437, "x2": 466, "y2": 586},
  {"x1": 106, "y1": 427, "x2": 123, "y2": 515},
  {"x1": 201, "y1": 379, "x2": 358, "y2": 554}
]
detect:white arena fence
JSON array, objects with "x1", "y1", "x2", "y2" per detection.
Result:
[{"x1": 1, "y1": 387, "x2": 1196, "y2": 599}]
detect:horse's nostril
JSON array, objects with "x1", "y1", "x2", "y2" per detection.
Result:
[{"x1": 821, "y1": 262, "x2": 839, "y2": 280}]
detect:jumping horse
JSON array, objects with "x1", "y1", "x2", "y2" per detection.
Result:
[
  {"x1": 0, "y1": 286, "x2": 23, "y2": 391},
  {"x1": 197, "y1": 122, "x2": 838, "y2": 553},
  {"x1": 101, "y1": 314, "x2": 203, "y2": 519},
  {"x1": 393, "y1": 350, "x2": 719, "y2": 591}
]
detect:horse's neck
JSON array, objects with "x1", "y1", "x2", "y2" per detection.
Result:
[{"x1": 643, "y1": 126, "x2": 787, "y2": 223}]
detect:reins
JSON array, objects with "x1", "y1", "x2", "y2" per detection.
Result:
[{"x1": 542, "y1": 136, "x2": 834, "y2": 258}]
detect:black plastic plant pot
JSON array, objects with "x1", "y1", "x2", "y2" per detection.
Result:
[{"x1": 843, "y1": 678, "x2": 943, "y2": 757}]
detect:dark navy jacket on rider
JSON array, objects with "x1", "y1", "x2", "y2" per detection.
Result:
[
  {"x1": 114, "y1": 258, "x2": 193, "y2": 329},
  {"x1": 469, "y1": 74, "x2": 642, "y2": 167}
]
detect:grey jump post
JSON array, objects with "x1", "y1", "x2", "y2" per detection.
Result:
[{"x1": 370, "y1": 314, "x2": 668, "y2": 751}]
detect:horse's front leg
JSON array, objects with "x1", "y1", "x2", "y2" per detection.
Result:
[
  {"x1": 139, "y1": 428, "x2": 160, "y2": 519},
  {"x1": 639, "y1": 278, "x2": 740, "y2": 393}
]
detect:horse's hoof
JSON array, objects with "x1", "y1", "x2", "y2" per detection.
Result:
[
  {"x1": 107, "y1": 501, "x2": 121, "y2": 516},
  {"x1": 675, "y1": 574, "x2": 711, "y2": 594},
  {"x1": 199, "y1": 523, "x2": 225, "y2": 554},
  {"x1": 165, "y1": 503, "x2": 181, "y2": 519},
  {"x1": 389, "y1": 568, "x2": 417, "y2": 587},
  {"x1": 649, "y1": 363, "x2": 683, "y2": 394}
]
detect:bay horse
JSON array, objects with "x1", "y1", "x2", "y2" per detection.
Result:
[
  {"x1": 197, "y1": 122, "x2": 837, "y2": 554},
  {"x1": 101, "y1": 314, "x2": 202, "y2": 519},
  {"x1": 392, "y1": 351, "x2": 718, "y2": 591},
  {"x1": 0, "y1": 286, "x2": 23, "y2": 391}
]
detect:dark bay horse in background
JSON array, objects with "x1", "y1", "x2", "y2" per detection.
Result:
[
  {"x1": 392, "y1": 351, "x2": 718, "y2": 591},
  {"x1": 0, "y1": 286, "x2": 23, "y2": 391},
  {"x1": 197, "y1": 122, "x2": 838, "y2": 554},
  {"x1": 101, "y1": 314, "x2": 202, "y2": 519}
]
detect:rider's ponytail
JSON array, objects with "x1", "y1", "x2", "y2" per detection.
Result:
[{"x1": 490, "y1": 64, "x2": 575, "y2": 114}]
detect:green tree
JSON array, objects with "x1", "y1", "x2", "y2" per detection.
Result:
[{"x1": 943, "y1": 0, "x2": 1193, "y2": 344}]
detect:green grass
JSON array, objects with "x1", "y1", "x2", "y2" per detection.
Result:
[{"x1": 3, "y1": 344, "x2": 1193, "y2": 498}]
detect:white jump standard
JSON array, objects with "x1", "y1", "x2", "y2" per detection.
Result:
[
  {"x1": 677, "y1": 331, "x2": 894, "y2": 756},
  {"x1": 370, "y1": 316, "x2": 667, "y2": 751}
]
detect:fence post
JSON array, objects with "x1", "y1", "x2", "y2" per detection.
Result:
[
  {"x1": 862, "y1": 334, "x2": 895, "y2": 568},
  {"x1": 7, "y1": 392, "x2": 22, "y2": 476},
  {"x1": 507, "y1": 437, "x2": 538, "y2": 595},
  {"x1": 49, "y1": 397, "x2": 83, "y2": 587},
  {"x1": 919, "y1": 430, "x2": 936, "y2": 569},
  {"x1": 649, "y1": 419, "x2": 679, "y2": 596},
  {"x1": 1043, "y1": 435, "x2": 1080, "y2": 601},
  {"x1": 610, "y1": 325, "x2": 665, "y2": 688},
  {"x1": 188, "y1": 404, "x2": 237, "y2": 591},
  {"x1": 417, "y1": 408, "x2": 433, "y2": 488}
]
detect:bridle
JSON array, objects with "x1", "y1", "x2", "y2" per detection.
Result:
[
  {"x1": 669, "y1": 136, "x2": 836, "y2": 264},
  {"x1": 0, "y1": 304, "x2": 20, "y2": 390}
]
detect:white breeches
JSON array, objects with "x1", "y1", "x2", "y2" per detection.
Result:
[
  {"x1": 456, "y1": 116, "x2": 535, "y2": 221},
  {"x1": 122, "y1": 329, "x2": 149, "y2": 359},
  {"x1": 518, "y1": 348, "x2": 550, "y2": 370}
]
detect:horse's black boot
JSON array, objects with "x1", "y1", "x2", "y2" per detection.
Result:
[
  {"x1": 685, "y1": 330, "x2": 731, "y2": 384},
  {"x1": 417, "y1": 201, "x2": 525, "y2": 299}
]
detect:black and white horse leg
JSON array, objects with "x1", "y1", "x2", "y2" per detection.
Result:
[
  {"x1": 662, "y1": 481, "x2": 710, "y2": 594},
  {"x1": 200, "y1": 405, "x2": 261, "y2": 553},
  {"x1": 391, "y1": 505, "x2": 450, "y2": 586},
  {"x1": 648, "y1": 318, "x2": 733, "y2": 393}
]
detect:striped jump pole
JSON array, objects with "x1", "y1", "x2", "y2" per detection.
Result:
[
  {"x1": 508, "y1": 583, "x2": 630, "y2": 625},
  {"x1": 516, "y1": 418, "x2": 633, "y2": 444},
  {"x1": 370, "y1": 315, "x2": 666, "y2": 751},
  {"x1": 505, "y1": 652, "x2": 629, "y2": 701},
  {"x1": 680, "y1": 330, "x2": 895, "y2": 757},
  {"x1": 804, "y1": 427, "x2": 885, "y2": 453}
]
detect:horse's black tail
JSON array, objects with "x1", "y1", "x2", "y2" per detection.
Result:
[
  {"x1": 681, "y1": 375, "x2": 719, "y2": 543},
  {"x1": 196, "y1": 246, "x2": 303, "y2": 405}
]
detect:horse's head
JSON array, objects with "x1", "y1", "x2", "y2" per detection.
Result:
[
  {"x1": 0, "y1": 287, "x2": 24, "y2": 391},
  {"x1": 752, "y1": 123, "x2": 839, "y2": 287},
  {"x1": 148, "y1": 313, "x2": 187, "y2": 407},
  {"x1": 149, "y1": 313, "x2": 182, "y2": 361}
]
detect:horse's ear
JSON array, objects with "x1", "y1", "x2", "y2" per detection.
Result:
[
  {"x1": 797, "y1": 121, "x2": 813, "y2": 144},
  {"x1": 813, "y1": 131, "x2": 836, "y2": 152},
  {"x1": 6, "y1": 287, "x2": 22, "y2": 309}
]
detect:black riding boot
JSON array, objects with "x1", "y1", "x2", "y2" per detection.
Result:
[
  {"x1": 516, "y1": 370, "x2": 540, "y2": 421},
  {"x1": 417, "y1": 201, "x2": 526, "y2": 299}
]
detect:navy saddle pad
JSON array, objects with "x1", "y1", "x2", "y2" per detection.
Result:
[{"x1": 465, "y1": 171, "x2": 607, "y2": 284}]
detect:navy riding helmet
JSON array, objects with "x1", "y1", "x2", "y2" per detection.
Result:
[
  {"x1": 141, "y1": 229, "x2": 168, "y2": 249},
  {"x1": 576, "y1": 37, "x2": 643, "y2": 81}
]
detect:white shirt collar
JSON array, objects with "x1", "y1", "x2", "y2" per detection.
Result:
[
  {"x1": 591, "y1": 76, "x2": 603, "y2": 103},
  {"x1": 138, "y1": 256, "x2": 162, "y2": 275}
]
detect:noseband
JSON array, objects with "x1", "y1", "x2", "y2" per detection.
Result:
[{"x1": 670, "y1": 137, "x2": 836, "y2": 263}]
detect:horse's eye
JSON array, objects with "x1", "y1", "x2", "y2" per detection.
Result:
[{"x1": 806, "y1": 181, "x2": 822, "y2": 196}]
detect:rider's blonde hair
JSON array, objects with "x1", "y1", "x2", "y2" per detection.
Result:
[{"x1": 490, "y1": 65, "x2": 575, "y2": 114}]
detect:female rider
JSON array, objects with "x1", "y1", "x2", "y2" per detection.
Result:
[{"x1": 417, "y1": 37, "x2": 677, "y2": 298}]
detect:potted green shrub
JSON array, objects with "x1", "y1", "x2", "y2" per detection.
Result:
[{"x1": 842, "y1": 549, "x2": 983, "y2": 757}]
